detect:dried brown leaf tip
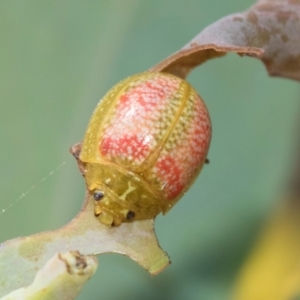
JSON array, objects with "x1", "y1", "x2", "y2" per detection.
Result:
[{"x1": 152, "y1": 0, "x2": 300, "y2": 82}]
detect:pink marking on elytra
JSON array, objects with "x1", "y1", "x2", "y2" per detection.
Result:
[
  {"x1": 151, "y1": 93, "x2": 211, "y2": 200},
  {"x1": 100, "y1": 135, "x2": 150, "y2": 161},
  {"x1": 100, "y1": 74, "x2": 181, "y2": 165},
  {"x1": 116, "y1": 77, "x2": 177, "y2": 116},
  {"x1": 183, "y1": 99, "x2": 211, "y2": 166},
  {"x1": 155, "y1": 156, "x2": 184, "y2": 199},
  {"x1": 118, "y1": 79, "x2": 168, "y2": 111}
]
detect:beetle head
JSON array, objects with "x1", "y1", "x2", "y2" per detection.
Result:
[{"x1": 93, "y1": 189, "x2": 135, "y2": 226}]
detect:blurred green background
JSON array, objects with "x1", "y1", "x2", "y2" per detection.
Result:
[{"x1": 0, "y1": 1, "x2": 299, "y2": 299}]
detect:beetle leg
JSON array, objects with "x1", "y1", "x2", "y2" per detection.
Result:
[
  {"x1": 98, "y1": 211, "x2": 115, "y2": 226},
  {"x1": 69, "y1": 143, "x2": 86, "y2": 176},
  {"x1": 70, "y1": 142, "x2": 82, "y2": 159},
  {"x1": 112, "y1": 216, "x2": 122, "y2": 226},
  {"x1": 94, "y1": 202, "x2": 102, "y2": 217}
]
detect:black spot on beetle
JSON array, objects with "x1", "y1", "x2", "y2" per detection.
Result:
[
  {"x1": 126, "y1": 210, "x2": 135, "y2": 220},
  {"x1": 94, "y1": 191, "x2": 104, "y2": 201}
]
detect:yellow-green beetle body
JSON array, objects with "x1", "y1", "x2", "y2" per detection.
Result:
[{"x1": 79, "y1": 72, "x2": 211, "y2": 226}]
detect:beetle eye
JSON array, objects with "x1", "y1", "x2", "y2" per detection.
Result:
[
  {"x1": 126, "y1": 210, "x2": 135, "y2": 220},
  {"x1": 94, "y1": 191, "x2": 104, "y2": 201}
]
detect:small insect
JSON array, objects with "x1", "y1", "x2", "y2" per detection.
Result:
[{"x1": 72, "y1": 72, "x2": 211, "y2": 226}]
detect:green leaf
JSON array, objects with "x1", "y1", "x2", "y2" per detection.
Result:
[{"x1": 0, "y1": 194, "x2": 169, "y2": 297}]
